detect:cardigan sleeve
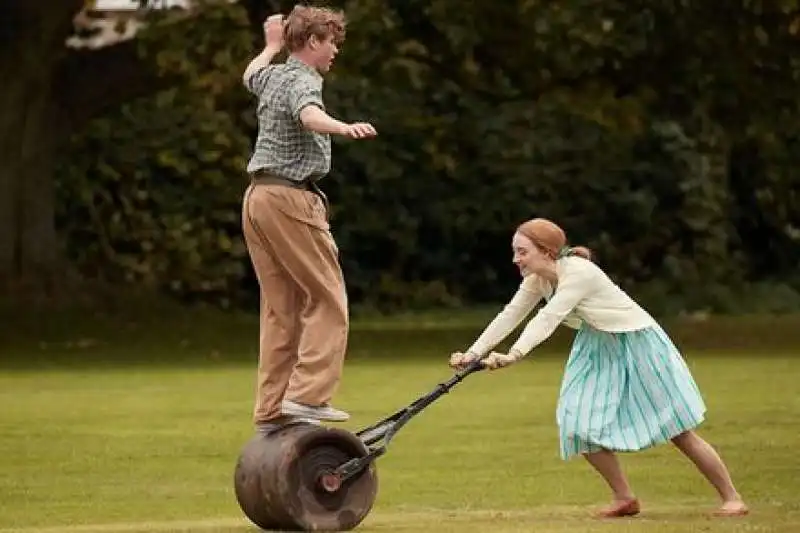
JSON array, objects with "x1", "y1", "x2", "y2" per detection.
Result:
[
  {"x1": 509, "y1": 262, "x2": 594, "y2": 357},
  {"x1": 466, "y1": 279, "x2": 543, "y2": 356}
]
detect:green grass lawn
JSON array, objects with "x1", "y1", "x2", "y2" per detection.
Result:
[{"x1": 1, "y1": 309, "x2": 799, "y2": 532}]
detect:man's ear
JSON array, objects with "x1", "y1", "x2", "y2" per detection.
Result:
[{"x1": 308, "y1": 35, "x2": 319, "y2": 50}]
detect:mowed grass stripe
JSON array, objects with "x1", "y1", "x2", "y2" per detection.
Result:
[
  {"x1": 1, "y1": 507, "x2": 798, "y2": 533},
  {"x1": 1, "y1": 351, "x2": 798, "y2": 533}
]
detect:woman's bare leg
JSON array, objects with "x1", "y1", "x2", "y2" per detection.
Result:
[
  {"x1": 583, "y1": 449, "x2": 640, "y2": 517},
  {"x1": 671, "y1": 430, "x2": 749, "y2": 515}
]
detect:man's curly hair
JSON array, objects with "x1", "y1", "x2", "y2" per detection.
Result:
[{"x1": 284, "y1": 4, "x2": 346, "y2": 52}]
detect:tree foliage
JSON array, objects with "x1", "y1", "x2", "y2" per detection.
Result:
[{"x1": 54, "y1": 0, "x2": 800, "y2": 314}]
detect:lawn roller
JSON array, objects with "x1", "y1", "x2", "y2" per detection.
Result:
[{"x1": 233, "y1": 358, "x2": 486, "y2": 531}]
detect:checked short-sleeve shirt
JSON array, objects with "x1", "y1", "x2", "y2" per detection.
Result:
[{"x1": 244, "y1": 56, "x2": 332, "y2": 182}]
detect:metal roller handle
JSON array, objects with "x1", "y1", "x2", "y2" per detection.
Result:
[{"x1": 328, "y1": 357, "x2": 487, "y2": 485}]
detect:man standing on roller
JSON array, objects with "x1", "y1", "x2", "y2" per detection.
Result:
[{"x1": 241, "y1": 6, "x2": 377, "y2": 433}]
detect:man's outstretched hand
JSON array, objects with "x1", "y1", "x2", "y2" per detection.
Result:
[
  {"x1": 263, "y1": 14, "x2": 285, "y2": 53},
  {"x1": 341, "y1": 122, "x2": 377, "y2": 139}
]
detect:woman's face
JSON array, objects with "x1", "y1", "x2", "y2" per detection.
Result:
[{"x1": 512, "y1": 232, "x2": 550, "y2": 277}]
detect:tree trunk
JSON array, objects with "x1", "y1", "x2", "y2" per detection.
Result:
[
  {"x1": 0, "y1": 29, "x2": 68, "y2": 304},
  {"x1": 0, "y1": 0, "x2": 175, "y2": 306}
]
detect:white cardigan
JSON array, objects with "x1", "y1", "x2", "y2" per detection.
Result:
[{"x1": 467, "y1": 256, "x2": 656, "y2": 357}]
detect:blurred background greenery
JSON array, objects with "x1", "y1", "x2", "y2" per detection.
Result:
[{"x1": 1, "y1": 0, "x2": 799, "y2": 320}]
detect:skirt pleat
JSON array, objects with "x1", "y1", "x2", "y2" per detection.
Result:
[{"x1": 557, "y1": 324, "x2": 706, "y2": 460}]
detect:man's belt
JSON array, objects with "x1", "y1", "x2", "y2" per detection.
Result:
[
  {"x1": 249, "y1": 169, "x2": 330, "y2": 215},
  {"x1": 250, "y1": 169, "x2": 312, "y2": 190}
]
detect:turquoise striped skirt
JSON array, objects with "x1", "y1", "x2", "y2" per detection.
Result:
[{"x1": 557, "y1": 324, "x2": 706, "y2": 460}]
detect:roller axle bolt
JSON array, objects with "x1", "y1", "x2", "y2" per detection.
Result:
[{"x1": 319, "y1": 471, "x2": 342, "y2": 493}]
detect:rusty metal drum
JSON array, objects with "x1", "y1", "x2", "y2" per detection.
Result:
[{"x1": 233, "y1": 422, "x2": 379, "y2": 531}]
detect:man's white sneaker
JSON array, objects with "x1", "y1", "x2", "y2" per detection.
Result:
[
  {"x1": 256, "y1": 415, "x2": 320, "y2": 436},
  {"x1": 281, "y1": 399, "x2": 350, "y2": 422}
]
